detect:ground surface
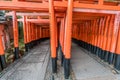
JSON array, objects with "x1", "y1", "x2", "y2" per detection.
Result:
[
  {"x1": 71, "y1": 43, "x2": 120, "y2": 80},
  {"x1": 1, "y1": 41, "x2": 120, "y2": 80},
  {"x1": 0, "y1": 40, "x2": 50, "y2": 80}
]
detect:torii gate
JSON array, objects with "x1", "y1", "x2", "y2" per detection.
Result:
[{"x1": 0, "y1": 0, "x2": 120, "y2": 79}]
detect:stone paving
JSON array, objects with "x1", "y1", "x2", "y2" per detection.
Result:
[
  {"x1": 0, "y1": 40, "x2": 50, "y2": 80},
  {"x1": 1, "y1": 41, "x2": 120, "y2": 80},
  {"x1": 71, "y1": 43, "x2": 120, "y2": 80}
]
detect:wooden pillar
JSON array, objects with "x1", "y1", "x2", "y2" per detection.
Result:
[
  {"x1": 49, "y1": 0, "x2": 57, "y2": 73},
  {"x1": 99, "y1": 17, "x2": 108, "y2": 59},
  {"x1": 64, "y1": 0, "x2": 73, "y2": 79},
  {"x1": 59, "y1": 18, "x2": 65, "y2": 66},
  {"x1": 102, "y1": 16, "x2": 111, "y2": 61},
  {"x1": 94, "y1": 19, "x2": 99, "y2": 54},
  {"x1": 109, "y1": 13, "x2": 120, "y2": 64},
  {"x1": 115, "y1": 22, "x2": 120, "y2": 70},
  {"x1": 96, "y1": 18, "x2": 102, "y2": 56},
  {"x1": 0, "y1": 25, "x2": 6, "y2": 69},
  {"x1": 23, "y1": 16, "x2": 28, "y2": 52},
  {"x1": 13, "y1": 11, "x2": 19, "y2": 59},
  {"x1": 26, "y1": 22, "x2": 31, "y2": 49},
  {"x1": 100, "y1": 17, "x2": 108, "y2": 59}
]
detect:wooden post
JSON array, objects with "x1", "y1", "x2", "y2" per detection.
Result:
[
  {"x1": 13, "y1": 11, "x2": 19, "y2": 59},
  {"x1": 23, "y1": 16, "x2": 28, "y2": 52},
  {"x1": 109, "y1": 14, "x2": 120, "y2": 64},
  {"x1": 0, "y1": 25, "x2": 6, "y2": 69},
  {"x1": 49, "y1": 0, "x2": 57, "y2": 73},
  {"x1": 64, "y1": 0, "x2": 73, "y2": 79},
  {"x1": 115, "y1": 21, "x2": 120, "y2": 70}
]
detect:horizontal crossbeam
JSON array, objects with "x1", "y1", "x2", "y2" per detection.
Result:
[{"x1": 0, "y1": 1, "x2": 120, "y2": 11}]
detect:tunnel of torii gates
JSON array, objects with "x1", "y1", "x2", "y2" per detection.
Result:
[{"x1": 0, "y1": 0, "x2": 120, "y2": 79}]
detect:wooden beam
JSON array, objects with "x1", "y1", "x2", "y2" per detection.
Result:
[
  {"x1": 73, "y1": 8, "x2": 120, "y2": 14},
  {"x1": 6, "y1": 12, "x2": 49, "y2": 16},
  {"x1": 73, "y1": 2, "x2": 120, "y2": 11},
  {"x1": 6, "y1": 12, "x2": 64, "y2": 18},
  {"x1": 0, "y1": 1, "x2": 120, "y2": 11},
  {"x1": 98, "y1": 0, "x2": 103, "y2": 5},
  {"x1": 0, "y1": 1, "x2": 48, "y2": 11}
]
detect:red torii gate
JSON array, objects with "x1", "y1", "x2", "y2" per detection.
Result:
[{"x1": 0, "y1": 0, "x2": 120, "y2": 79}]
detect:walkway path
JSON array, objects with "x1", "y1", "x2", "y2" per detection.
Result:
[
  {"x1": 71, "y1": 43, "x2": 120, "y2": 80},
  {"x1": 0, "y1": 40, "x2": 50, "y2": 80}
]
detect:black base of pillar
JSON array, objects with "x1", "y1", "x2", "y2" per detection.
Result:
[
  {"x1": 30, "y1": 41, "x2": 34, "y2": 48},
  {"x1": 108, "y1": 52, "x2": 114, "y2": 64},
  {"x1": 60, "y1": 46, "x2": 64, "y2": 66},
  {"x1": 96, "y1": 47, "x2": 100, "y2": 56},
  {"x1": 114, "y1": 54, "x2": 120, "y2": 70},
  {"x1": 56, "y1": 46, "x2": 59, "y2": 60},
  {"x1": 101, "y1": 50, "x2": 105, "y2": 60},
  {"x1": 113, "y1": 54, "x2": 117, "y2": 64},
  {"x1": 93, "y1": 46, "x2": 97, "y2": 54},
  {"x1": 104, "y1": 51, "x2": 109, "y2": 62},
  {"x1": 0, "y1": 55, "x2": 6, "y2": 70},
  {"x1": 98, "y1": 48, "x2": 102, "y2": 58},
  {"x1": 89, "y1": 44, "x2": 92, "y2": 53},
  {"x1": 64, "y1": 58, "x2": 70, "y2": 79},
  {"x1": 61, "y1": 52, "x2": 64, "y2": 66},
  {"x1": 30, "y1": 42, "x2": 33, "y2": 49},
  {"x1": 91, "y1": 45, "x2": 94, "y2": 54},
  {"x1": 25, "y1": 44, "x2": 29, "y2": 52},
  {"x1": 14, "y1": 47, "x2": 19, "y2": 60},
  {"x1": 52, "y1": 58, "x2": 57, "y2": 73},
  {"x1": 27, "y1": 43, "x2": 30, "y2": 49}
]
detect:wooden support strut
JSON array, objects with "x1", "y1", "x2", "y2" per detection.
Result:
[{"x1": 13, "y1": 11, "x2": 19, "y2": 59}]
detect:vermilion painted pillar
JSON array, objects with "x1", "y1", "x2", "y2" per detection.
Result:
[
  {"x1": 40, "y1": 27, "x2": 42, "y2": 39},
  {"x1": 33, "y1": 24, "x2": 36, "y2": 41},
  {"x1": 59, "y1": 18, "x2": 65, "y2": 66},
  {"x1": 96, "y1": 18, "x2": 102, "y2": 56},
  {"x1": 26, "y1": 21, "x2": 30, "y2": 49},
  {"x1": 13, "y1": 11, "x2": 19, "y2": 59},
  {"x1": 109, "y1": 14, "x2": 120, "y2": 64},
  {"x1": 94, "y1": 19, "x2": 99, "y2": 54},
  {"x1": 115, "y1": 22, "x2": 120, "y2": 70},
  {"x1": 29, "y1": 22, "x2": 33, "y2": 48},
  {"x1": 31, "y1": 23, "x2": 34, "y2": 45},
  {"x1": 64, "y1": 0, "x2": 73, "y2": 79},
  {"x1": 99, "y1": 17, "x2": 106, "y2": 59},
  {"x1": 92, "y1": 20, "x2": 97, "y2": 54},
  {"x1": 23, "y1": 16, "x2": 28, "y2": 52},
  {"x1": 26, "y1": 22, "x2": 31, "y2": 49},
  {"x1": 102, "y1": 16, "x2": 110, "y2": 61},
  {"x1": 49, "y1": 0, "x2": 57, "y2": 73},
  {"x1": 0, "y1": 26, "x2": 6, "y2": 69}
]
